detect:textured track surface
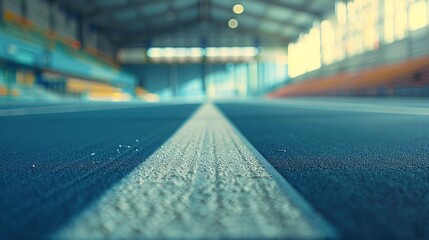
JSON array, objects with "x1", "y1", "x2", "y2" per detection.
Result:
[
  {"x1": 0, "y1": 103, "x2": 198, "y2": 239},
  {"x1": 55, "y1": 104, "x2": 333, "y2": 239},
  {"x1": 218, "y1": 99, "x2": 429, "y2": 239},
  {"x1": 2, "y1": 98, "x2": 428, "y2": 239}
]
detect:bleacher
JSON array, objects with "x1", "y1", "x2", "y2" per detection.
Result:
[
  {"x1": 269, "y1": 55, "x2": 429, "y2": 98},
  {"x1": 1, "y1": 10, "x2": 118, "y2": 69}
]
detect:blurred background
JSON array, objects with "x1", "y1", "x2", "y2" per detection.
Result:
[{"x1": 0, "y1": 0, "x2": 428, "y2": 103}]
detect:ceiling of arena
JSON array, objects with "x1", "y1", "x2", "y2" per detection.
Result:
[{"x1": 59, "y1": 0, "x2": 336, "y2": 47}]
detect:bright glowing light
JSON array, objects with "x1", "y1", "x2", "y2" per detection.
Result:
[
  {"x1": 289, "y1": 0, "x2": 429, "y2": 78},
  {"x1": 289, "y1": 25, "x2": 321, "y2": 78},
  {"x1": 228, "y1": 19, "x2": 238, "y2": 29},
  {"x1": 187, "y1": 48, "x2": 204, "y2": 57},
  {"x1": 147, "y1": 47, "x2": 258, "y2": 62},
  {"x1": 233, "y1": 4, "x2": 244, "y2": 14},
  {"x1": 409, "y1": 0, "x2": 428, "y2": 31},
  {"x1": 147, "y1": 48, "x2": 163, "y2": 58},
  {"x1": 205, "y1": 47, "x2": 258, "y2": 57},
  {"x1": 335, "y1": 2, "x2": 347, "y2": 25},
  {"x1": 147, "y1": 48, "x2": 204, "y2": 58},
  {"x1": 164, "y1": 48, "x2": 175, "y2": 57},
  {"x1": 241, "y1": 47, "x2": 259, "y2": 57},
  {"x1": 393, "y1": 0, "x2": 408, "y2": 40}
]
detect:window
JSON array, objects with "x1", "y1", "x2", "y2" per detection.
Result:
[
  {"x1": 288, "y1": 24, "x2": 321, "y2": 77},
  {"x1": 321, "y1": 20, "x2": 336, "y2": 64},
  {"x1": 383, "y1": 0, "x2": 409, "y2": 43},
  {"x1": 408, "y1": 0, "x2": 428, "y2": 31},
  {"x1": 384, "y1": 0, "x2": 395, "y2": 43}
]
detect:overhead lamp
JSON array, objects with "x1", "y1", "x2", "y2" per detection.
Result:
[
  {"x1": 233, "y1": 4, "x2": 244, "y2": 14},
  {"x1": 228, "y1": 19, "x2": 238, "y2": 29}
]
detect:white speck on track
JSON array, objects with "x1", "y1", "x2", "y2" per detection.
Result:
[{"x1": 53, "y1": 103, "x2": 336, "y2": 239}]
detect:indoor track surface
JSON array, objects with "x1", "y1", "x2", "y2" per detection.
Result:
[{"x1": 1, "y1": 98, "x2": 429, "y2": 239}]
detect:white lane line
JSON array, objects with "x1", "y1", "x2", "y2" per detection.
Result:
[
  {"x1": 53, "y1": 103, "x2": 336, "y2": 239},
  {"x1": 0, "y1": 103, "x2": 178, "y2": 117},
  {"x1": 228, "y1": 99, "x2": 429, "y2": 116},
  {"x1": 218, "y1": 108, "x2": 338, "y2": 238}
]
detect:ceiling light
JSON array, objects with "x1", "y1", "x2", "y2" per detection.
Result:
[
  {"x1": 228, "y1": 19, "x2": 238, "y2": 29},
  {"x1": 233, "y1": 4, "x2": 244, "y2": 14}
]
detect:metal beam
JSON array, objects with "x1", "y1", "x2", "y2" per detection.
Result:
[
  {"x1": 118, "y1": 17, "x2": 201, "y2": 45},
  {"x1": 208, "y1": 18, "x2": 291, "y2": 42},
  {"x1": 84, "y1": 0, "x2": 166, "y2": 21},
  {"x1": 0, "y1": 0, "x2": 3, "y2": 21},
  {"x1": 199, "y1": 0, "x2": 209, "y2": 22},
  {"x1": 209, "y1": 2, "x2": 309, "y2": 32},
  {"x1": 254, "y1": 0, "x2": 323, "y2": 18},
  {"x1": 119, "y1": 16, "x2": 292, "y2": 47},
  {"x1": 104, "y1": 3, "x2": 198, "y2": 30},
  {"x1": 48, "y1": 0, "x2": 113, "y2": 23},
  {"x1": 48, "y1": 0, "x2": 68, "y2": 3}
]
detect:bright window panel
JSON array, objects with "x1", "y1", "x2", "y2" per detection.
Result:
[
  {"x1": 321, "y1": 20, "x2": 335, "y2": 65},
  {"x1": 394, "y1": 0, "x2": 408, "y2": 40},
  {"x1": 384, "y1": 0, "x2": 395, "y2": 43},
  {"x1": 409, "y1": 0, "x2": 428, "y2": 31},
  {"x1": 336, "y1": 2, "x2": 347, "y2": 25}
]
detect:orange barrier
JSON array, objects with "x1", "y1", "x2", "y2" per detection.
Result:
[
  {"x1": 135, "y1": 87, "x2": 147, "y2": 96},
  {"x1": 269, "y1": 55, "x2": 429, "y2": 98},
  {"x1": 135, "y1": 86, "x2": 159, "y2": 102},
  {"x1": 3, "y1": 10, "x2": 32, "y2": 28},
  {"x1": 0, "y1": 85, "x2": 20, "y2": 96}
]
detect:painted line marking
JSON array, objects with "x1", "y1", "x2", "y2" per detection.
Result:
[
  {"x1": 53, "y1": 103, "x2": 336, "y2": 239},
  {"x1": 223, "y1": 98, "x2": 429, "y2": 116},
  {"x1": 218, "y1": 106, "x2": 338, "y2": 238},
  {"x1": 0, "y1": 102, "x2": 185, "y2": 117}
]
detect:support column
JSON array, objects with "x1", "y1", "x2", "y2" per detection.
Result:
[
  {"x1": 34, "y1": 69, "x2": 43, "y2": 85},
  {"x1": 21, "y1": 0, "x2": 27, "y2": 18},
  {"x1": 0, "y1": 0, "x2": 4, "y2": 23},
  {"x1": 201, "y1": 57, "x2": 207, "y2": 97},
  {"x1": 201, "y1": 38, "x2": 207, "y2": 97},
  {"x1": 145, "y1": 39, "x2": 152, "y2": 64},
  {"x1": 48, "y1": 0, "x2": 55, "y2": 32},
  {"x1": 169, "y1": 64, "x2": 178, "y2": 97},
  {"x1": 5, "y1": 67, "x2": 16, "y2": 98},
  {"x1": 77, "y1": 16, "x2": 86, "y2": 48}
]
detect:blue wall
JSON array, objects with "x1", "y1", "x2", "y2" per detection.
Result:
[
  {"x1": 124, "y1": 62, "x2": 288, "y2": 99},
  {"x1": 124, "y1": 64, "x2": 205, "y2": 99}
]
